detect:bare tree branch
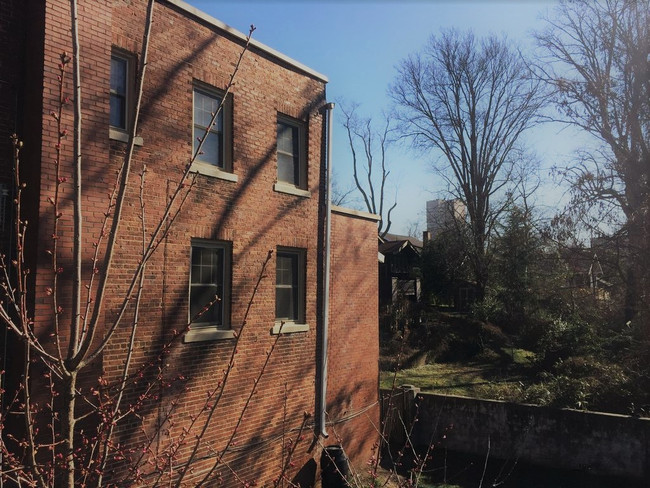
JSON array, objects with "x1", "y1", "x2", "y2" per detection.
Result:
[
  {"x1": 339, "y1": 102, "x2": 398, "y2": 238},
  {"x1": 536, "y1": 0, "x2": 650, "y2": 320},
  {"x1": 393, "y1": 30, "x2": 544, "y2": 296}
]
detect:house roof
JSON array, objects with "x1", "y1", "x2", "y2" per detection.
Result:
[
  {"x1": 378, "y1": 240, "x2": 409, "y2": 255},
  {"x1": 381, "y1": 233, "x2": 423, "y2": 249},
  {"x1": 560, "y1": 246, "x2": 603, "y2": 275},
  {"x1": 378, "y1": 235, "x2": 421, "y2": 257},
  {"x1": 558, "y1": 246, "x2": 616, "y2": 288}
]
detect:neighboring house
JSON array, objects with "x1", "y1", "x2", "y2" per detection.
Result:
[
  {"x1": 0, "y1": 0, "x2": 379, "y2": 485},
  {"x1": 379, "y1": 233, "x2": 422, "y2": 310},
  {"x1": 560, "y1": 245, "x2": 614, "y2": 302}
]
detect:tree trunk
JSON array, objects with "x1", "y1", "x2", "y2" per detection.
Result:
[{"x1": 64, "y1": 371, "x2": 78, "y2": 488}]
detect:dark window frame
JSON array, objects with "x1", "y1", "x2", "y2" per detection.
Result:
[
  {"x1": 110, "y1": 50, "x2": 135, "y2": 131},
  {"x1": 276, "y1": 114, "x2": 307, "y2": 189},
  {"x1": 189, "y1": 240, "x2": 232, "y2": 329},
  {"x1": 275, "y1": 247, "x2": 306, "y2": 324},
  {"x1": 192, "y1": 83, "x2": 234, "y2": 173}
]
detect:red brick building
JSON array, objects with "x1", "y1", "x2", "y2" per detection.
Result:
[{"x1": 1, "y1": 0, "x2": 379, "y2": 485}]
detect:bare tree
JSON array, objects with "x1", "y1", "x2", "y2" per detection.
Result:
[
  {"x1": 536, "y1": 0, "x2": 650, "y2": 321},
  {"x1": 339, "y1": 102, "x2": 397, "y2": 239},
  {"x1": 331, "y1": 171, "x2": 357, "y2": 207},
  {"x1": 392, "y1": 30, "x2": 544, "y2": 298}
]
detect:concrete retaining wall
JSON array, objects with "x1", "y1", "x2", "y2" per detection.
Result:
[{"x1": 382, "y1": 387, "x2": 650, "y2": 480}]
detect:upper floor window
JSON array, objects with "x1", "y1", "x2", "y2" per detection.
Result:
[
  {"x1": 193, "y1": 85, "x2": 233, "y2": 174},
  {"x1": 277, "y1": 115, "x2": 306, "y2": 189},
  {"x1": 110, "y1": 53, "x2": 132, "y2": 130}
]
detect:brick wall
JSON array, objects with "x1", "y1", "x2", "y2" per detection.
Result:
[
  {"x1": 327, "y1": 206, "x2": 381, "y2": 469},
  {"x1": 3, "y1": 0, "x2": 379, "y2": 486}
]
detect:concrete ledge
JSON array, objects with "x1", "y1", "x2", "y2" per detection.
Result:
[
  {"x1": 109, "y1": 128, "x2": 143, "y2": 146},
  {"x1": 332, "y1": 205, "x2": 380, "y2": 222},
  {"x1": 271, "y1": 322, "x2": 310, "y2": 334},
  {"x1": 274, "y1": 182, "x2": 311, "y2": 198},
  {"x1": 190, "y1": 162, "x2": 239, "y2": 182},
  {"x1": 184, "y1": 327, "x2": 235, "y2": 343}
]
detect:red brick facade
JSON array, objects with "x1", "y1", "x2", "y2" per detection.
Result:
[
  {"x1": 1, "y1": 0, "x2": 379, "y2": 485},
  {"x1": 328, "y1": 207, "x2": 381, "y2": 464}
]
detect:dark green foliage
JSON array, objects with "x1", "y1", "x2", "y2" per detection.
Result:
[
  {"x1": 398, "y1": 310, "x2": 510, "y2": 364},
  {"x1": 389, "y1": 199, "x2": 647, "y2": 415},
  {"x1": 523, "y1": 316, "x2": 599, "y2": 369},
  {"x1": 420, "y1": 227, "x2": 471, "y2": 306},
  {"x1": 469, "y1": 292, "x2": 505, "y2": 324},
  {"x1": 523, "y1": 356, "x2": 631, "y2": 413},
  {"x1": 489, "y1": 205, "x2": 578, "y2": 333},
  {"x1": 492, "y1": 206, "x2": 541, "y2": 321}
]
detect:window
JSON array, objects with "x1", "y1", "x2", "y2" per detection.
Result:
[
  {"x1": 186, "y1": 240, "x2": 233, "y2": 342},
  {"x1": 110, "y1": 53, "x2": 131, "y2": 130},
  {"x1": 276, "y1": 115, "x2": 306, "y2": 189},
  {"x1": 275, "y1": 249, "x2": 306, "y2": 325},
  {"x1": 192, "y1": 85, "x2": 233, "y2": 175}
]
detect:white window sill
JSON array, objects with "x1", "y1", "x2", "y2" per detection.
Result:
[
  {"x1": 109, "y1": 128, "x2": 144, "y2": 146},
  {"x1": 184, "y1": 327, "x2": 235, "y2": 343},
  {"x1": 271, "y1": 322, "x2": 310, "y2": 335},
  {"x1": 190, "y1": 161, "x2": 239, "y2": 182},
  {"x1": 274, "y1": 182, "x2": 310, "y2": 198}
]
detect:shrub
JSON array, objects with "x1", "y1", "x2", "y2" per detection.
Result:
[
  {"x1": 469, "y1": 292, "x2": 504, "y2": 323},
  {"x1": 522, "y1": 356, "x2": 630, "y2": 412},
  {"x1": 522, "y1": 316, "x2": 600, "y2": 370}
]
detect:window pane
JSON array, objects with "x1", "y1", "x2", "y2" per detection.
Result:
[
  {"x1": 110, "y1": 55, "x2": 128, "y2": 129},
  {"x1": 190, "y1": 245, "x2": 225, "y2": 325},
  {"x1": 275, "y1": 287, "x2": 294, "y2": 320},
  {"x1": 277, "y1": 119, "x2": 302, "y2": 186},
  {"x1": 191, "y1": 265, "x2": 200, "y2": 284},
  {"x1": 277, "y1": 153, "x2": 296, "y2": 185},
  {"x1": 110, "y1": 94, "x2": 126, "y2": 128},
  {"x1": 193, "y1": 88, "x2": 224, "y2": 167},
  {"x1": 110, "y1": 57, "x2": 127, "y2": 95},
  {"x1": 190, "y1": 285, "x2": 222, "y2": 325},
  {"x1": 277, "y1": 123, "x2": 296, "y2": 153},
  {"x1": 194, "y1": 90, "x2": 222, "y2": 129},
  {"x1": 276, "y1": 254, "x2": 296, "y2": 285},
  {"x1": 194, "y1": 130, "x2": 222, "y2": 166},
  {"x1": 191, "y1": 249, "x2": 202, "y2": 266},
  {"x1": 193, "y1": 91, "x2": 207, "y2": 125},
  {"x1": 276, "y1": 252, "x2": 299, "y2": 321}
]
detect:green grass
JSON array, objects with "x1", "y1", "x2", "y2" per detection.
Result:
[
  {"x1": 507, "y1": 347, "x2": 536, "y2": 365},
  {"x1": 379, "y1": 311, "x2": 539, "y2": 402},
  {"x1": 380, "y1": 348, "x2": 536, "y2": 400}
]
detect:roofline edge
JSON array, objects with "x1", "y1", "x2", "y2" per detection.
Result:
[
  {"x1": 165, "y1": 0, "x2": 329, "y2": 83},
  {"x1": 332, "y1": 205, "x2": 381, "y2": 222}
]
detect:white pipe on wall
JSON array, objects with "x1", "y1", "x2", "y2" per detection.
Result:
[{"x1": 320, "y1": 101, "x2": 335, "y2": 438}]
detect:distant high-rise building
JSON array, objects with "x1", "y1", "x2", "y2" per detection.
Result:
[{"x1": 426, "y1": 199, "x2": 466, "y2": 238}]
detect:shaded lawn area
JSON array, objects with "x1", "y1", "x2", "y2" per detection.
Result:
[{"x1": 380, "y1": 349, "x2": 536, "y2": 399}]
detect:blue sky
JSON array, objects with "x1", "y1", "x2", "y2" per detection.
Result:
[{"x1": 187, "y1": 0, "x2": 587, "y2": 236}]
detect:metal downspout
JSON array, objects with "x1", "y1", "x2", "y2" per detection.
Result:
[{"x1": 320, "y1": 102, "x2": 335, "y2": 438}]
